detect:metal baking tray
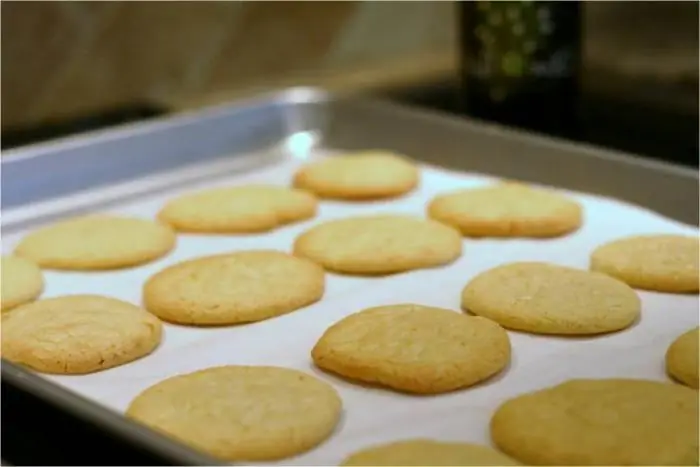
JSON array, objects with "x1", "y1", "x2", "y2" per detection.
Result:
[{"x1": 1, "y1": 87, "x2": 698, "y2": 466}]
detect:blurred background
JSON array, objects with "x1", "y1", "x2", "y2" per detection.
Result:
[{"x1": 2, "y1": 1, "x2": 698, "y2": 166}]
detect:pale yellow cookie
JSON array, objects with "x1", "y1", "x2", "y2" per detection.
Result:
[
  {"x1": 462, "y1": 262, "x2": 640, "y2": 335},
  {"x1": 666, "y1": 326, "x2": 699, "y2": 389},
  {"x1": 1, "y1": 255, "x2": 44, "y2": 312},
  {"x1": 312, "y1": 305, "x2": 510, "y2": 394},
  {"x1": 427, "y1": 183, "x2": 583, "y2": 237},
  {"x1": 490, "y1": 378, "x2": 699, "y2": 466},
  {"x1": 590, "y1": 234, "x2": 699, "y2": 293},
  {"x1": 157, "y1": 185, "x2": 318, "y2": 233},
  {"x1": 342, "y1": 439, "x2": 521, "y2": 466},
  {"x1": 1, "y1": 295, "x2": 162, "y2": 374},
  {"x1": 126, "y1": 365, "x2": 342, "y2": 461},
  {"x1": 293, "y1": 215, "x2": 462, "y2": 275},
  {"x1": 293, "y1": 151, "x2": 419, "y2": 200},
  {"x1": 14, "y1": 215, "x2": 176, "y2": 270},
  {"x1": 143, "y1": 250, "x2": 324, "y2": 325}
]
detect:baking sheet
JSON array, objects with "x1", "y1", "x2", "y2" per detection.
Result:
[{"x1": 2, "y1": 148, "x2": 698, "y2": 466}]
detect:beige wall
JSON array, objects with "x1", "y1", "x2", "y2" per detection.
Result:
[
  {"x1": 1, "y1": 1, "x2": 456, "y2": 129},
  {"x1": 2, "y1": 1, "x2": 696, "y2": 130}
]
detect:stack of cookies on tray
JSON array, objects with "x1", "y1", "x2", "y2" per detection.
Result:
[{"x1": 2, "y1": 150, "x2": 698, "y2": 466}]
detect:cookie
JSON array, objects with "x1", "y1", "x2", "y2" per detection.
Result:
[
  {"x1": 666, "y1": 326, "x2": 699, "y2": 389},
  {"x1": 341, "y1": 439, "x2": 521, "y2": 466},
  {"x1": 293, "y1": 215, "x2": 462, "y2": 275},
  {"x1": 143, "y1": 250, "x2": 324, "y2": 325},
  {"x1": 1, "y1": 255, "x2": 44, "y2": 312},
  {"x1": 427, "y1": 183, "x2": 583, "y2": 237},
  {"x1": 590, "y1": 234, "x2": 699, "y2": 293},
  {"x1": 157, "y1": 185, "x2": 318, "y2": 233},
  {"x1": 490, "y1": 378, "x2": 699, "y2": 466},
  {"x1": 461, "y1": 262, "x2": 640, "y2": 335},
  {"x1": 292, "y1": 151, "x2": 419, "y2": 200},
  {"x1": 1, "y1": 295, "x2": 162, "y2": 374},
  {"x1": 126, "y1": 365, "x2": 342, "y2": 461},
  {"x1": 14, "y1": 215, "x2": 176, "y2": 270},
  {"x1": 312, "y1": 304, "x2": 510, "y2": 394}
]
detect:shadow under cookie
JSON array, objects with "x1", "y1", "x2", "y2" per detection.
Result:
[{"x1": 461, "y1": 262, "x2": 642, "y2": 336}]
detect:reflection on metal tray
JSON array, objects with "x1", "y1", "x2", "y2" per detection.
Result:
[
  {"x1": 377, "y1": 78, "x2": 699, "y2": 169},
  {"x1": 1, "y1": 87, "x2": 698, "y2": 466},
  {"x1": 3, "y1": 88, "x2": 697, "y2": 224}
]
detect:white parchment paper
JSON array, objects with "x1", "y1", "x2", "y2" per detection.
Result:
[{"x1": 3, "y1": 151, "x2": 698, "y2": 466}]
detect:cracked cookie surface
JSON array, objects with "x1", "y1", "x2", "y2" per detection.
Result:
[
  {"x1": 126, "y1": 365, "x2": 342, "y2": 461},
  {"x1": 591, "y1": 234, "x2": 699, "y2": 293},
  {"x1": 143, "y1": 250, "x2": 325, "y2": 325},
  {"x1": 14, "y1": 215, "x2": 176, "y2": 270},
  {"x1": 157, "y1": 185, "x2": 317, "y2": 233},
  {"x1": 1, "y1": 255, "x2": 44, "y2": 312},
  {"x1": 294, "y1": 215, "x2": 462, "y2": 275},
  {"x1": 293, "y1": 151, "x2": 419, "y2": 200},
  {"x1": 462, "y1": 262, "x2": 641, "y2": 335},
  {"x1": 312, "y1": 304, "x2": 510, "y2": 394},
  {"x1": 341, "y1": 439, "x2": 521, "y2": 466},
  {"x1": 666, "y1": 326, "x2": 699, "y2": 389},
  {"x1": 427, "y1": 183, "x2": 582, "y2": 238},
  {"x1": 491, "y1": 378, "x2": 699, "y2": 466},
  {"x1": 1, "y1": 294, "x2": 162, "y2": 374}
]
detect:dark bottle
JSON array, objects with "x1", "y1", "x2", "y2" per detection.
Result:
[{"x1": 459, "y1": 1, "x2": 583, "y2": 138}]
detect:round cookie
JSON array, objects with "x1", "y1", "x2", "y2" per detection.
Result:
[
  {"x1": 14, "y1": 215, "x2": 176, "y2": 270},
  {"x1": 461, "y1": 262, "x2": 640, "y2": 335},
  {"x1": 490, "y1": 378, "x2": 699, "y2": 466},
  {"x1": 157, "y1": 185, "x2": 318, "y2": 233},
  {"x1": 1, "y1": 255, "x2": 44, "y2": 312},
  {"x1": 293, "y1": 215, "x2": 462, "y2": 275},
  {"x1": 427, "y1": 183, "x2": 583, "y2": 237},
  {"x1": 666, "y1": 326, "x2": 699, "y2": 389},
  {"x1": 590, "y1": 234, "x2": 699, "y2": 293},
  {"x1": 143, "y1": 250, "x2": 324, "y2": 325},
  {"x1": 342, "y1": 439, "x2": 521, "y2": 466},
  {"x1": 312, "y1": 305, "x2": 511, "y2": 394},
  {"x1": 1, "y1": 295, "x2": 162, "y2": 374},
  {"x1": 126, "y1": 365, "x2": 342, "y2": 461},
  {"x1": 292, "y1": 151, "x2": 419, "y2": 200}
]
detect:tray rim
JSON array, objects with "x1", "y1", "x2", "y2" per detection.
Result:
[
  {"x1": 3, "y1": 86, "x2": 696, "y2": 226},
  {"x1": 0, "y1": 86, "x2": 328, "y2": 162},
  {"x1": 0, "y1": 86, "x2": 698, "y2": 227},
  {"x1": 2, "y1": 85, "x2": 696, "y2": 180},
  {"x1": 1, "y1": 86, "x2": 698, "y2": 465},
  {"x1": 4, "y1": 85, "x2": 696, "y2": 230}
]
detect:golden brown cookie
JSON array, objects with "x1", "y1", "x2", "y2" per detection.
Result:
[
  {"x1": 157, "y1": 185, "x2": 318, "y2": 233},
  {"x1": 1, "y1": 295, "x2": 162, "y2": 374},
  {"x1": 312, "y1": 305, "x2": 511, "y2": 394},
  {"x1": 293, "y1": 215, "x2": 462, "y2": 275},
  {"x1": 1, "y1": 255, "x2": 44, "y2": 312},
  {"x1": 590, "y1": 234, "x2": 699, "y2": 293},
  {"x1": 461, "y1": 262, "x2": 641, "y2": 335},
  {"x1": 143, "y1": 250, "x2": 325, "y2": 325},
  {"x1": 341, "y1": 439, "x2": 521, "y2": 466},
  {"x1": 14, "y1": 215, "x2": 176, "y2": 270},
  {"x1": 126, "y1": 365, "x2": 342, "y2": 461},
  {"x1": 292, "y1": 151, "x2": 419, "y2": 200},
  {"x1": 427, "y1": 183, "x2": 583, "y2": 237},
  {"x1": 666, "y1": 326, "x2": 699, "y2": 389},
  {"x1": 490, "y1": 378, "x2": 699, "y2": 466}
]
